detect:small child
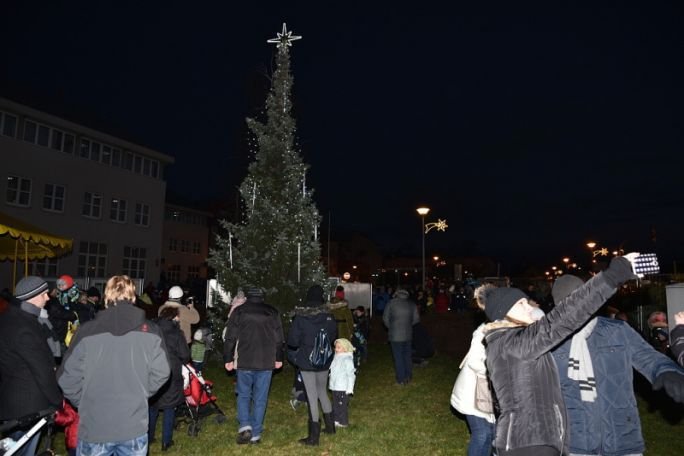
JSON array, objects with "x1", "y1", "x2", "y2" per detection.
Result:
[
  {"x1": 191, "y1": 328, "x2": 209, "y2": 372},
  {"x1": 328, "y1": 338, "x2": 356, "y2": 428}
]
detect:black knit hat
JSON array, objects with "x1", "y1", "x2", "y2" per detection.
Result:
[
  {"x1": 304, "y1": 285, "x2": 325, "y2": 308},
  {"x1": 551, "y1": 275, "x2": 584, "y2": 305},
  {"x1": 484, "y1": 287, "x2": 527, "y2": 321},
  {"x1": 86, "y1": 287, "x2": 101, "y2": 299},
  {"x1": 14, "y1": 276, "x2": 49, "y2": 301},
  {"x1": 246, "y1": 287, "x2": 265, "y2": 298}
]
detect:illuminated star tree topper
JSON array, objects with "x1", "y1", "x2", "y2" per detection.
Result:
[{"x1": 267, "y1": 23, "x2": 302, "y2": 49}]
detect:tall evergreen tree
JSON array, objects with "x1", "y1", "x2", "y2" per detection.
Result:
[{"x1": 209, "y1": 24, "x2": 325, "y2": 314}]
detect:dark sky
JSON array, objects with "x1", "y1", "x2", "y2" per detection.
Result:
[{"x1": 4, "y1": 2, "x2": 684, "y2": 272}]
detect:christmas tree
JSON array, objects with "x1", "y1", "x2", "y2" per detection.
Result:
[{"x1": 209, "y1": 23, "x2": 325, "y2": 316}]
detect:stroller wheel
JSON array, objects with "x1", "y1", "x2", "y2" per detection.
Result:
[
  {"x1": 215, "y1": 414, "x2": 227, "y2": 424},
  {"x1": 187, "y1": 422, "x2": 196, "y2": 436}
]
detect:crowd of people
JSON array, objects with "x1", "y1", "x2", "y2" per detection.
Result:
[{"x1": 2, "y1": 257, "x2": 684, "y2": 455}]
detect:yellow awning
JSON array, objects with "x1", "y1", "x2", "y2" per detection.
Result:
[{"x1": 0, "y1": 211, "x2": 73, "y2": 289}]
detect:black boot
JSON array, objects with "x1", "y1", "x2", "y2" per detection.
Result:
[
  {"x1": 322, "y1": 412, "x2": 336, "y2": 434},
  {"x1": 298, "y1": 420, "x2": 320, "y2": 446}
]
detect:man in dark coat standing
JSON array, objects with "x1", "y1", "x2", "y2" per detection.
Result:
[
  {"x1": 383, "y1": 288, "x2": 419, "y2": 385},
  {"x1": 224, "y1": 287, "x2": 284, "y2": 445},
  {"x1": 0, "y1": 276, "x2": 63, "y2": 456}
]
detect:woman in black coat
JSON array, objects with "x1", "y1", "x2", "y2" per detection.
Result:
[
  {"x1": 287, "y1": 285, "x2": 338, "y2": 446},
  {"x1": 482, "y1": 256, "x2": 637, "y2": 456},
  {"x1": 149, "y1": 307, "x2": 190, "y2": 451}
]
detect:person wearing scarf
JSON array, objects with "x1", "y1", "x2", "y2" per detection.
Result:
[{"x1": 551, "y1": 275, "x2": 684, "y2": 456}]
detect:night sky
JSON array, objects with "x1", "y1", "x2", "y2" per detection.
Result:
[{"x1": 3, "y1": 2, "x2": 684, "y2": 272}]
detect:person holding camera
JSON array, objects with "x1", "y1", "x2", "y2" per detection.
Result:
[
  {"x1": 482, "y1": 255, "x2": 640, "y2": 456},
  {"x1": 158, "y1": 286, "x2": 199, "y2": 344}
]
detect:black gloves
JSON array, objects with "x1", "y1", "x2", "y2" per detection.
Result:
[
  {"x1": 653, "y1": 371, "x2": 684, "y2": 404},
  {"x1": 602, "y1": 256, "x2": 637, "y2": 288}
]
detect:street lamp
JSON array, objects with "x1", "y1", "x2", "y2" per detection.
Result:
[{"x1": 416, "y1": 207, "x2": 430, "y2": 289}]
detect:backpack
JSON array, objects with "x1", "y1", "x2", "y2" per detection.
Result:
[{"x1": 309, "y1": 328, "x2": 333, "y2": 368}]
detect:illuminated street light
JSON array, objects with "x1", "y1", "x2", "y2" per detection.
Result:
[{"x1": 416, "y1": 207, "x2": 430, "y2": 289}]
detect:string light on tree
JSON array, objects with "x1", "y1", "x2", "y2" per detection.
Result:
[{"x1": 209, "y1": 22, "x2": 324, "y2": 317}]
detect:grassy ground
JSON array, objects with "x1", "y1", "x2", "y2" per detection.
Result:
[{"x1": 50, "y1": 342, "x2": 684, "y2": 455}]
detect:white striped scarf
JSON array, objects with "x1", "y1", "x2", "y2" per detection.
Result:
[{"x1": 568, "y1": 318, "x2": 599, "y2": 402}]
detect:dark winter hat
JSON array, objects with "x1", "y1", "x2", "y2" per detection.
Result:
[
  {"x1": 304, "y1": 285, "x2": 325, "y2": 307},
  {"x1": 484, "y1": 287, "x2": 527, "y2": 321},
  {"x1": 246, "y1": 287, "x2": 265, "y2": 298},
  {"x1": 86, "y1": 287, "x2": 101, "y2": 299},
  {"x1": 14, "y1": 276, "x2": 49, "y2": 301},
  {"x1": 551, "y1": 275, "x2": 585, "y2": 305}
]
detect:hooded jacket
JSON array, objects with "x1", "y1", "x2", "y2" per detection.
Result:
[
  {"x1": 484, "y1": 257, "x2": 634, "y2": 454},
  {"x1": 157, "y1": 299, "x2": 200, "y2": 343},
  {"x1": 222, "y1": 295, "x2": 284, "y2": 370},
  {"x1": 450, "y1": 323, "x2": 495, "y2": 423},
  {"x1": 150, "y1": 318, "x2": 190, "y2": 409},
  {"x1": 0, "y1": 302, "x2": 63, "y2": 420},
  {"x1": 382, "y1": 290, "x2": 419, "y2": 342},
  {"x1": 57, "y1": 300, "x2": 170, "y2": 443},
  {"x1": 326, "y1": 300, "x2": 354, "y2": 341},
  {"x1": 329, "y1": 352, "x2": 356, "y2": 394},
  {"x1": 287, "y1": 305, "x2": 337, "y2": 371},
  {"x1": 552, "y1": 317, "x2": 684, "y2": 455}
]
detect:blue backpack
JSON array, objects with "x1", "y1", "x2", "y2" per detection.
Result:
[{"x1": 309, "y1": 328, "x2": 333, "y2": 368}]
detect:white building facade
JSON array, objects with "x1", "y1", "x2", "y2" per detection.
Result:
[{"x1": 0, "y1": 97, "x2": 174, "y2": 289}]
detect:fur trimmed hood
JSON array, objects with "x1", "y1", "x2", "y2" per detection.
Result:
[
  {"x1": 482, "y1": 319, "x2": 523, "y2": 334},
  {"x1": 326, "y1": 300, "x2": 350, "y2": 311},
  {"x1": 292, "y1": 305, "x2": 332, "y2": 317}
]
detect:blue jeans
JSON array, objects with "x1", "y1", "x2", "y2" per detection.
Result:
[
  {"x1": 76, "y1": 434, "x2": 147, "y2": 456},
  {"x1": 465, "y1": 414, "x2": 495, "y2": 456},
  {"x1": 9, "y1": 429, "x2": 41, "y2": 456},
  {"x1": 148, "y1": 406, "x2": 175, "y2": 445},
  {"x1": 236, "y1": 369, "x2": 273, "y2": 440},
  {"x1": 390, "y1": 341, "x2": 412, "y2": 383}
]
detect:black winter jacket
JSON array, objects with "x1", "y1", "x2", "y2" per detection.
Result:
[
  {"x1": 672, "y1": 324, "x2": 684, "y2": 368},
  {"x1": 484, "y1": 257, "x2": 634, "y2": 454},
  {"x1": 223, "y1": 296, "x2": 284, "y2": 370},
  {"x1": 46, "y1": 297, "x2": 78, "y2": 343},
  {"x1": 287, "y1": 306, "x2": 338, "y2": 371},
  {"x1": 150, "y1": 319, "x2": 190, "y2": 409},
  {"x1": 0, "y1": 303, "x2": 63, "y2": 420}
]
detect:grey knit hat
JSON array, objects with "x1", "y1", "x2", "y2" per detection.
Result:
[
  {"x1": 551, "y1": 275, "x2": 585, "y2": 305},
  {"x1": 15, "y1": 276, "x2": 49, "y2": 301}
]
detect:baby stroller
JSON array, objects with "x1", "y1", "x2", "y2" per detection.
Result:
[
  {"x1": 176, "y1": 364, "x2": 226, "y2": 437},
  {"x1": 0, "y1": 409, "x2": 54, "y2": 456}
]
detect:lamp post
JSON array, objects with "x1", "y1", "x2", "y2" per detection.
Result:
[
  {"x1": 586, "y1": 241, "x2": 597, "y2": 270},
  {"x1": 416, "y1": 207, "x2": 430, "y2": 289}
]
